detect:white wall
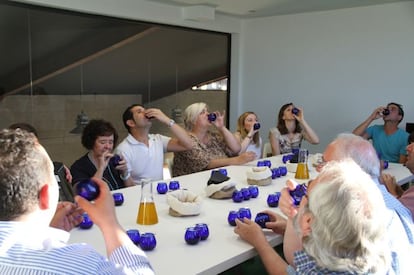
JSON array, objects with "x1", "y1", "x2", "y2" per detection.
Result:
[{"x1": 240, "y1": 2, "x2": 414, "y2": 153}]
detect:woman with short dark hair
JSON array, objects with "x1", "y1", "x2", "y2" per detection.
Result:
[{"x1": 70, "y1": 119, "x2": 133, "y2": 190}]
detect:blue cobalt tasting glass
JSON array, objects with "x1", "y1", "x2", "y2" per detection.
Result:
[
  {"x1": 195, "y1": 223, "x2": 209, "y2": 240},
  {"x1": 267, "y1": 192, "x2": 281, "y2": 207},
  {"x1": 257, "y1": 160, "x2": 266, "y2": 167},
  {"x1": 207, "y1": 113, "x2": 217, "y2": 122},
  {"x1": 75, "y1": 179, "x2": 100, "y2": 201},
  {"x1": 291, "y1": 148, "x2": 300, "y2": 155},
  {"x1": 109, "y1": 154, "x2": 122, "y2": 167},
  {"x1": 232, "y1": 190, "x2": 244, "y2": 203},
  {"x1": 263, "y1": 160, "x2": 272, "y2": 168},
  {"x1": 240, "y1": 188, "x2": 251, "y2": 200},
  {"x1": 292, "y1": 107, "x2": 300, "y2": 115},
  {"x1": 382, "y1": 160, "x2": 389, "y2": 169},
  {"x1": 248, "y1": 185, "x2": 259, "y2": 198},
  {"x1": 79, "y1": 213, "x2": 93, "y2": 229},
  {"x1": 185, "y1": 227, "x2": 201, "y2": 245},
  {"x1": 377, "y1": 152, "x2": 389, "y2": 170},
  {"x1": 290, "y1": 184, "x2": 307, "y2": 197},
  {"x1": 289, "y1": 184, "x2": 307, "y2": 205},
  {"x1": 139, "y1": 233, "x2": 157, "y2": 251},
  {"x1": 255, "y1": 213, "x2": 270, "y2": 228},
  {"x1": 169, "y1": 180, "x2": 180, "y2": 190},
  {"x1": 219, "y1": 168, "x2": 228, "y2": 176},
  {"x1": 253, "y1": 122, "x2": 261, "y2": 130},
  {"x1": 112, "y1": 192, "x2": 124, "y2": 206},
  {"x1": 126, "y1": 229, "x2": 141, "y2": 245},
  {"x1": 282, "y1": 154, "x2": 291, "y2": 164},
  {"x1": 279, "y1": 166, "x2": 288, "y2": 176},
  {"x1": 228, "y1": 210, "x2": 238, "y2": 226},
  {"x1": 157, "y1": 182, "x2": 168, "y2": 194},
  {"x1": 238, "y1": 207, "x2": 252, "y2": 220},
  {"x1": 271, "y1": 168, "x2": 281, "y2": 179}
]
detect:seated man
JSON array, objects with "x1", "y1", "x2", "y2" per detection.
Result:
[
  {"x1": 0, "y1": 129, "x2": 154, "y2": 274},
  {"x1": 279, "y1": 133, "x2": 414, "y2": 274},
  {"x1": 353, "y1": 102, "x2": 408, "y2": 163},
  {"x1": 234, "y1": 160, "x2": 391, "y2": 274},
  {"x1": 116, "y1": 104, "x2": 193, "y2": 182}
]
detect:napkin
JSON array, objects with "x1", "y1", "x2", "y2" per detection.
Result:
[{"x1": 205, "y1": 170, "x2": 236, "y2": 199}]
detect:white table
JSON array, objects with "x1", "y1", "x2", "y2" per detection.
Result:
[
  {"x1": 68, "y1": 155, "x2": 412, "y2": 274},
  {"x1": 384, "y1": 162, "x2": 414, "y2": 185},
  {"x1": 69, "y1": 156, "x2": 308, "y2": 275}
]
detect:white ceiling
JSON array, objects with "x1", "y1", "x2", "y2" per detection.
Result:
[{"x1": 150, "y1": 0, "x2": 412, "y2": 18}]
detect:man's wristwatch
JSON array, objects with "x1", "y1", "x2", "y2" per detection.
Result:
[{"x1": 168, "y1": 119, "x2": 175, "y2": 127}]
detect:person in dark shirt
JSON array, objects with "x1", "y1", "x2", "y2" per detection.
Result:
[{"x1": 71, "y1": 119, "x2": 134, "y2": 190}]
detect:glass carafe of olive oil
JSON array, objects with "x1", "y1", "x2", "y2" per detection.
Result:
[
  {"x1": 137, "y1": 178, "x2": 158, "y2": 225},
  {"x1": 295, "y1": 149, "x2": 309, "y2": 180}
]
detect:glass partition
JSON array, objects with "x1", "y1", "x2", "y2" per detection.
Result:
[{"x1": 0, "y1": 2, "x2": 230, "y2": 165}]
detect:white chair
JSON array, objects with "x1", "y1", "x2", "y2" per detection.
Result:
[
  {"x1": 163, "y1": 152, "x2": 174, "y2": 180},
  {"x1": 262, "y1": 142, "x2": 272, "y2": 158}
]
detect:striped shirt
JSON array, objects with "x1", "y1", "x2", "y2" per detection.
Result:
[
  {"x1": 0, "y1": 221, "x2": 154, "y2": 275},
  {"x1": 287, "y1": 251, "x2": 370, "y2": 275}
]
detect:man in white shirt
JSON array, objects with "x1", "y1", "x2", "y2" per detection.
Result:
[{"x1": 116, "y1": 104, "x2": 192, "y2": 182}]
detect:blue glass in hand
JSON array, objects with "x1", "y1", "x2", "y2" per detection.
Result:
[
  {"x1": 289, "y1": 184, "x2": 307, "y2": 205},
  {"x1": 255, "y1": 213, "x2": 270, "y2": 228},
  {"x1": 109, "y1": 154, "x2": 121, "y2": 167},
  {"x1": 75, "y1": 179, "x2": 100, "y2": 201},
  {"x1": 292, "y1": 107, "x2": 300, "y2": 115},
  {"x1": 238, "y1": 207, "x2": 252, "y2": 220},
  {"x1": 208, "y1": 113, "x2": 217, "y2": 122}
]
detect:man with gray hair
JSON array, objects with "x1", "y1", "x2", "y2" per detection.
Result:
[
  {"x1": 280, "y1": 133, "x2": 414, "y2": 274},
  {"x1": 235, "y1": 159, "x2": 391, "y2": 274}
]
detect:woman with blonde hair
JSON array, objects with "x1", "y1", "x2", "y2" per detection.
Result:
[
  {"x1": 234, "y1": 111, "x2": 262, "y2": 160},
  {"x1": 173, "y1": 102, "x2": 256, "y2": 176}
]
